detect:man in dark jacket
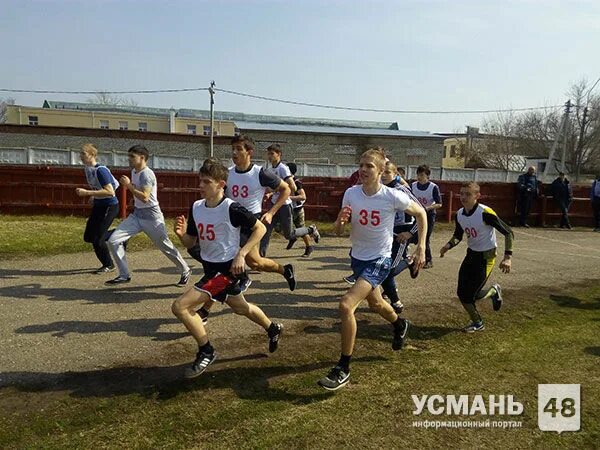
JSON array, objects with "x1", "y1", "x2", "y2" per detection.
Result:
[
  {"x1": 517, "y1": 166, "x2": 539, "y2": 227},
  {"x1": 550, "y1": 172, "x2": 573, "y2": 229}
]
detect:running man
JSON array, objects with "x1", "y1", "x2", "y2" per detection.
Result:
[
  {"x1": 262, "y1": 144, "x2": 320, "y2": 257},
  {"x1": 75, "y1": 143, "x2": 120, "y2": 273},
  {"x1": 411, "y1": 164, "x2": 442, "y2": 269},
  {"x1": 106, "y1": 145, "x2": 191, "y2": 285},
  {"x1": 285, "y1": 162, "x2": 316, "y2": 258},
  {"x1": 318, "y1": 148, "x2": 427, "y2": 391},
  {"x1": 380, "y1": 161, "x2": 422, "y2": 313},
  {"x1": 172, "y1": 158, "x2": 283, "y2": 378},
  {"x1": 440, "y1": 182, "x2": 513, "y2": 332}
]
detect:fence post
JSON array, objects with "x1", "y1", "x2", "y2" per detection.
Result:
[
  {"x1": 540, "y1": 195, "x2": 547, "y2": 227},
  {"x1": 119, "y1": 185, "x2": 127, "y2": 219},
  {"x1": 447, "y1": 190, "x2": 453, "y2": 223}
]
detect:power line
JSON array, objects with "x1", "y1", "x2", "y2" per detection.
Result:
[
  {"x1": 0, "y1": 87, "x2": 208, "y2": 95},
  {"x1": 1, "y1": 85, "x2": 563, "y2": 114},
  {"x1": 215, "y1": 87, "x2": 563, "y2": 114}
]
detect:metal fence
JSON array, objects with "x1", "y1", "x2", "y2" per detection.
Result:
[{"x1": 0, "y1": 146, "x2": 522, "y2": 182}]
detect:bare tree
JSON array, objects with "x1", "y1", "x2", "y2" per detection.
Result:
[
  {"x1": 87, "y1": 92, "x2": 138, "y2": 107},
  {"x1": 568, "y1": 79, "x2": 600, "y2": 179},
  {"x1": 0, "y1": 97, "x2": 15, "y2": 123},
  {"x1": 469, "y1": 79, "x2": 600, "y2": 177},
  {"x1": 468, "y1": 112, "x2": 527, "y2": 170}
]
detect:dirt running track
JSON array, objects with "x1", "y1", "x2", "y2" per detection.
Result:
[{"x1": 1, "y1": 228, "x2": 599, "y2": 390}]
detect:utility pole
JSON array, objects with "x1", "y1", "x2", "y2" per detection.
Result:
[
  {"x1": 543, "y1": 100, "x2": 571, "y2": 182},
  {"x1": 575, "y1": 106, "x2": 588, "y2": 181},
  {"x1": 209, "y1": 80, "x2": 216, "y2": 158}
]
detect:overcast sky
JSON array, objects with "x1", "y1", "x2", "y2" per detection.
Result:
[{"x1": 2, "y1": 0, "x2": 599, "y2": 133}]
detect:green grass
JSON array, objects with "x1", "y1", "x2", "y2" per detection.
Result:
[
  {"x1": 1, "y1": 284, "x2": 598, "y2": 449},
  {"x1": 0, "y1": 215, "x2": 351, "y2": 260}
]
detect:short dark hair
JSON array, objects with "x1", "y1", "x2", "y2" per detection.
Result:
[
  {"x1": 128, "y1": 144, "x2": 149, "y2": 160},
  {"x1": 288, "y1": 162, "x2": 297, "y2": 175},
  {"x1": 266, "y1": 143, "x2": 282, "y2": 154},
  {"x1": 231, "y1": 135, "x2": 255, "y2": 152},
  {"x1": 397, "y1": 167, "x2": 406, "y2": 177},
  {"x1": 417, "y1": 164, "x2": 431, "y2": 176},
  {"x1": 461, "y1": 181, "x2": 480, "y2": 193},
  {"x1": 199, "y1": 157, "x2": 228, "y2": 183}
]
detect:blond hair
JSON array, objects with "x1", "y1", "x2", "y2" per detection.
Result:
[
  {"x1": 81, "y1": 143, "x2": 98, "y2": 158},
  {"x1": 361, "y1": 147, "x2": 386, "y2": 171}
]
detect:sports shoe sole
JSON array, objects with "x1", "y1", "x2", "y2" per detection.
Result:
[
  {"x1": 392, "y1": 319, "x2": 410, "y2": 350},
  {"x1": 464, "y1": 324, "x2": 485, "y2": 333},
  {"x1": 492, "y1": 284, "x2": 503, "y2": 311},
  {"x1": 318, "y1": 375, "x2": 350, "y2": 391},
  {"x1": 184, "y1": 352, "x2": 216, "y2": 379}
]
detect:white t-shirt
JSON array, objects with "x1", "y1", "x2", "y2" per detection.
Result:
[
  {"x1": 411, "y1": 181, "x2": 439, "y2": 208},
  {"x1": 266, "y1": 162, "x2": 293, "y2": 205},
  {"x1": 342, "y1": 185, "x2": 411, "y2": 260},
  {"x1": 131, "y1": 167, "x2": 159, "y2": 209}
]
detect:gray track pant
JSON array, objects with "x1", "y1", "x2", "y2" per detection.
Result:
[
  {"x1": 260, "y1": 203, "x2": 311, "y2": 257},
  {"x1": 107, "y1": 208, "x2": 189, "y2": 279}
]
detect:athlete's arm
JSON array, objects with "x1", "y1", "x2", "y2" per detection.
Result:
[
  {"x1": 262, "y1": 180, "x2": 290, "y2": 224},
  {"x1": 174, "y1": 214, "x2": 197, "y2": 249},
  {"x1": 440, "y1": 215, "x2": 463, "y2": 257},
  {"x1": 289, "y1": 187, "x2": 307, "y2": 203},
  {"x1": 483, "y1": 209, "x2": 514, "y2": 273},
  {"x1": 427, "y1": 185, "x2": 443, "y2": 211},
  {"x1": 405, "y1": 200, "x2": 427, "y2": 269},
  {"x1": 230, "y1": 205, "x2": 265, "y2": 275},
  {"x1": 75, "y1": 183, "x2": 115, "y2": 198},
  {"x1": 120, "y1": 175, "x2": 152, "y2": 203},
  {"x1": 285, "y1": 176, "x2": 298, "y2": 197}
]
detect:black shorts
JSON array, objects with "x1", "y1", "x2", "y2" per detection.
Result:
[{"x1": 193, "y1": 260, "x2": 249, "y2": 302}]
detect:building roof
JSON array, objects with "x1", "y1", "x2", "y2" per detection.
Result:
[
  {"x1": 42, "y1": 100, "x2": 436, "y2": 137},
  {"x1": 236, "y1": 121, "x2": 441, "y2": 138}
]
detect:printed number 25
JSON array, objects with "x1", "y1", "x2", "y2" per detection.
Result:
[
  {"x1": 197, "y1": 223, "x2": 216, "y2": 240},
  {"x1": 359, "y1": 209, "x2": 380, "y2": 226}
]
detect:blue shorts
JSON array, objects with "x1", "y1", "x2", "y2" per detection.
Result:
[{"x1": 350, "y1": 256, "x2": 392, "y2": 288}]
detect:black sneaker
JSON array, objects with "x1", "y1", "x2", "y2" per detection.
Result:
[
  {"x1": 491, "y1": 283, "x2": 503, "y2": 311},
  {"x1": 423, "y1": 261, "x2": 433, "y2": 269},
  {"x1": 268, "y1": 323, "x2": 283, "y2": 353},
  {"x1": 184, "y1": 350, "x2": 216, "y2": 379},
  {"x1": 343, "y1": 274, "x2": 356, "y2": 285},
  {"x1": 309, "y1": 225, "x2": 321, "y2": 244},
  {"x1": 94, "y1": 265, "x2": 115, "y2": 274},
  {"x1": 318, "y1": 366, "x2": 350, "y2": 391},
  {"x1": 391, "y1": 301, "x2": 404, "y2": 314},
  {"x1": 302, "y1": 246, "x2": 314, "y2": 258},
  {"x1": 238, "y1": 275, "x2": 253, "y2": 292},
  {"x1": 463, "y1": 321, "x2": 485, "y2": 333},
  {"x1": 177, "y1": 270, "x2": 191, "y2": 287},
  {"x1": 283, "y1": 264, "x2": 296, "y2": 291},
  {"x1": 105, "y1": 276, "x2": 131, "y2": 285},
  {"x1": 197, "y1": 307, "x2": 209, "y2": 325},
  {"x1": 392, "y1": 319, "x2": 410, "y2": 350},
  {"x1": 286, "y1": 238, "x2": 297, "y2": 250},
  {"x1": 408, "y1": 260, "x2": 419, "y2": 279}
]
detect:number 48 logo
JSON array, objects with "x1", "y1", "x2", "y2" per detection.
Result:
[{"x1": 538, "y1": 384, "x2": 580, "y2": 433}]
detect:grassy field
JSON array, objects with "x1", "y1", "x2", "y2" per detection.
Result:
[
  {"x1": 1, "y1": 283, "x2": 598, "y2": 448},
  {"x1": 0, "y1": 215, "x2": 348, "y2": 259}
]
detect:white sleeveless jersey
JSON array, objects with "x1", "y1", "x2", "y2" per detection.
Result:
[
  {"x1": 456, "y1": 203, "x2": 498, "y2": 252},
  {"x1": 266, "y1": 162, "x2": 292, "y2": 205},
  {"x1": 191, "y1": 198, "x2": 240, "y2": 263},
  {"x1": 342, "y1": 185, "x2": 411, "y2": 260},
  {"x1": 411, "y1": 181, "x2": 438, "y2": 207},
  {"x1": 226, "y1": 165, "x2": 267, "y2": 214}
]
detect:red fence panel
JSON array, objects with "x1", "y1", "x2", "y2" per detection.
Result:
[{"x1": 0, "y1": 165, "x2": 595, "y2": 227}]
